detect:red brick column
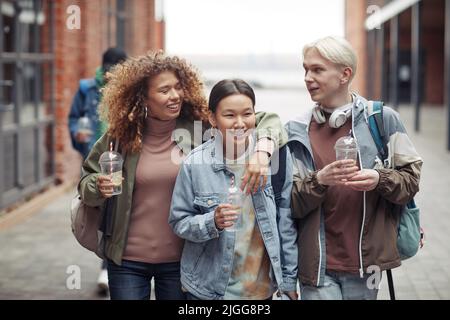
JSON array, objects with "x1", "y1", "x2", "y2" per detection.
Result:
[{"x1": 345, "y1": 0, "x2": 369, "y2": 97}]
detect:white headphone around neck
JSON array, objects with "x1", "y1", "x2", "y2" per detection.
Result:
[{"x1": 312, "y1": 103, "x2": 353, "y2": 128}]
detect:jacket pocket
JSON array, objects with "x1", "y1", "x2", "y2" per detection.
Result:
[
  {"x1": 181, "y1": 241, "x2": 207, "y2": 274},
  {"x1": 193, "y1": 193, "x2": 220, "y2": 213},
  {"x1": 264, "y1": 185, "x2": 275, "y2": 198}
]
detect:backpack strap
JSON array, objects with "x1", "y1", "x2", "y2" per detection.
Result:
[
  {"x1": 386, "y1": 269, "x2": 396, "y2": 300},
  {"x1": 270, "y1": 145, "x2": 287, "y2": 207},
  {"x1": 368, "y1": 102, "x2": 396, "y2": 300},
  {"x1": 367, "y1": 101, "x2": 388, "y2": 162},
  {"x1": 79, "y1": 78, "x2": 96, "y2": 96}
]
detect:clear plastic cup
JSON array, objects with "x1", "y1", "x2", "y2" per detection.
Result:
[
  {"x1": 335, "y1": 135, "x2": 358, "y2": 162},
  {"x1": 99, "y1": 151, "x2": 124, "y2": 195},
  {"x1": 77, "y1": 116, "x2": 93, "y2": 136},
  {"x1": 223, "y1": 187, "x2": 244, "y2": 232}
]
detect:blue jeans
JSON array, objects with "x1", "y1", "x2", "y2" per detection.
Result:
[
  {"x1": 300, "y1": 271, "x2": 379, "y2": 300},
  {"x1": 186, "y1": 292, "x2": 201, "y2": 300},
  {"x1": 186, "y1": 292, "x2": 274, "y2": 300},
  {"x1": 107, "y1": 259, "x2": 186, "y2": 300}
]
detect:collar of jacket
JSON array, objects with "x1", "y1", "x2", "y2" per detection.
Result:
[
  {"x1": 286, "y1": 93, "x2": 368, "y2": 154},
  {"x1": 211, "y1": 136, "x2": 226, "y2": 172}
]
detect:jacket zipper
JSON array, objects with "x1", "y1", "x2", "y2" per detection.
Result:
[{"x1": 317, "y1": 230, "x2": 322, "y2": 286}]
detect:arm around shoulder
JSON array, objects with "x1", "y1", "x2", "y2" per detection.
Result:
[{"x1": 255, "y1": 112, "x2": 288, "y2": 148}]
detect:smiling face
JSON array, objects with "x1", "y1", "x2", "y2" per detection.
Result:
[
  {"x1": 146, "y1": 70, "x2": 184, "y2": 121},
  {"x1": 209, "y1": 93, "x2": 256, "y2": 159},
  {"x1": 303, "y1": 48, "x2": 351, "y2": 108}
]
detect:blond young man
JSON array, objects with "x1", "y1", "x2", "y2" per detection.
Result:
[{"x1": 286, "y1": 36, "x2": 422, "y2": 300}]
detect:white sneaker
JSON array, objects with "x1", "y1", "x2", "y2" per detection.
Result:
[{"x1": 97, "y1": 269, "x2": 109, "y2": 295}]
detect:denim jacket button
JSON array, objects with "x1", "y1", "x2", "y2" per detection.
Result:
[{"x1": 207, "y1": 200, "x2": 213, "y2": 206}]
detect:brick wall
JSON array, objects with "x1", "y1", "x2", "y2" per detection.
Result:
[
  {"x1": 155, "y1": 20, "x2": 166, "y2": 51},
  {"x1": 127, "y1": 0, "x2": 157, "y2": 56},
  {"x1": 49, "y1": 0, "x2": 161, "y2": 184},
  {"x1": 345, "y1": 0, "x2": 369, "y2": 97}
]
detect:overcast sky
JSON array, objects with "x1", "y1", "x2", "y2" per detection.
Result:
[{"x1": 164, "y1": 0, "x2": 345, "y2": 55}]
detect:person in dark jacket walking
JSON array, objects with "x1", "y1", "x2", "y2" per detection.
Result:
[{"x1": 68, "y1": 47, "x2": 127, "y2": 158}]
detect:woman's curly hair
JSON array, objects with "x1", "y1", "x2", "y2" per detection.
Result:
[{"x1": 99, "y1": 51, "x2": 209, "y2": 153}]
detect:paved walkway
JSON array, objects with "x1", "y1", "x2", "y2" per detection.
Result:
[
  {"x1": 0, "y1": 89, "x2": 449, "y2": 300},
  {"x1": 0, "y1": 189, "x2": 107, "y2": 299},
  {"x1": 376, "y1": 104, "x2": 450, "y2": 300}
]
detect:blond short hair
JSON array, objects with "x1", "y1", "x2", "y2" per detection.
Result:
[{"x1": 303, "y1": 36, "x2": 357, "y2": 81}]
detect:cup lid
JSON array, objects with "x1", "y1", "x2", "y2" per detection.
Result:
[
  {"x1": 99, "y1": 151, "x2": 123, "y2": 163},
  {"x1": 334, "y1": 136, "x2": 357, "y2": 150}
]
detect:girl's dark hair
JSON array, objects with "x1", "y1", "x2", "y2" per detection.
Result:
[{"x1": 208, "y1": 79, "x2": 255, "y2": 113}]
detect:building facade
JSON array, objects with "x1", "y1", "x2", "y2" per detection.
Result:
[
  {"x1": 0, "y1": 0, "x2": 165, "y2": 211},
  {"x1": 345, "y1": 0, "x2": 450, "y2": 150}
]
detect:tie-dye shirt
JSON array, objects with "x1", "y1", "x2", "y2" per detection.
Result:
[{"x1": 224, "y1": 161, "x2": 275, "y2": 300}]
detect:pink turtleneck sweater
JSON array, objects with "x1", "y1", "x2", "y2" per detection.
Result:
[{"x1": 123, "y1": 116, "x2": 185, "y2": 264}]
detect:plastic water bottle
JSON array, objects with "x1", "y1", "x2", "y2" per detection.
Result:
[
  {"x1": 77, "y1": 116, "x2": 93, "y2": 137},
  {"x1": 225, "y1": 177, "x2": 244, "y2": 232}
]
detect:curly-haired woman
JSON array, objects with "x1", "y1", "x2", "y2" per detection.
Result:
[{"x1": 78, "y1": 51, "x2": 288, "y2": 300}]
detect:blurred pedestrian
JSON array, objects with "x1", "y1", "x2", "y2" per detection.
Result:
[
  {"x1": 77, "y1": 51, "x2": 287, "y2": 300},
  {"x1": 286, "y1": 36, "x2": 422, "y2": 300},
  {"x1": 68, "y1": 47, "x2": 127, "y2": 295}
]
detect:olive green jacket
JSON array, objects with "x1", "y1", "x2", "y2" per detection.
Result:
[{"x1": 78, "y1": 113, "x2": 288, "y2": 265}]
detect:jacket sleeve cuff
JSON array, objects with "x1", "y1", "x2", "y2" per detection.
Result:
[
  {"x1": 79, "y1": 173, "x2": 105, "y2": 207},
  {"x1": 374, "y1": 168, "x2": 392, "y2": 194},
  {"x1": 255, "y1": 137, "x2": 275, "y2": 157},
  {"x1": 256, "y1": 130, "x2": 279, "y2": 148},
  {"x1": 310, "y1": 171, "x2": 328, "y2": 193},
  {"x1": 280, "y1": 278, "x2": 298, "y2": 292},
  {"x1": 205, "y1": 210, "x2": 221, "y2": 239}
]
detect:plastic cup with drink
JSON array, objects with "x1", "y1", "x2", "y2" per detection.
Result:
[
  {"x1": 223, "y1": 179, "x2": 244, "y2": 232},
  {"x1": 99, "y1": 147, "x2": 124, "y2": 196},
  {"x1": 334, "y1": 134, "x2": 358, "y2": 164}
]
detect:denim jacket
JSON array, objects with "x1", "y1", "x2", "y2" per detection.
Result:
[{"x1": 169, "y1": 137, "x2": 298, "y2": 300}]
